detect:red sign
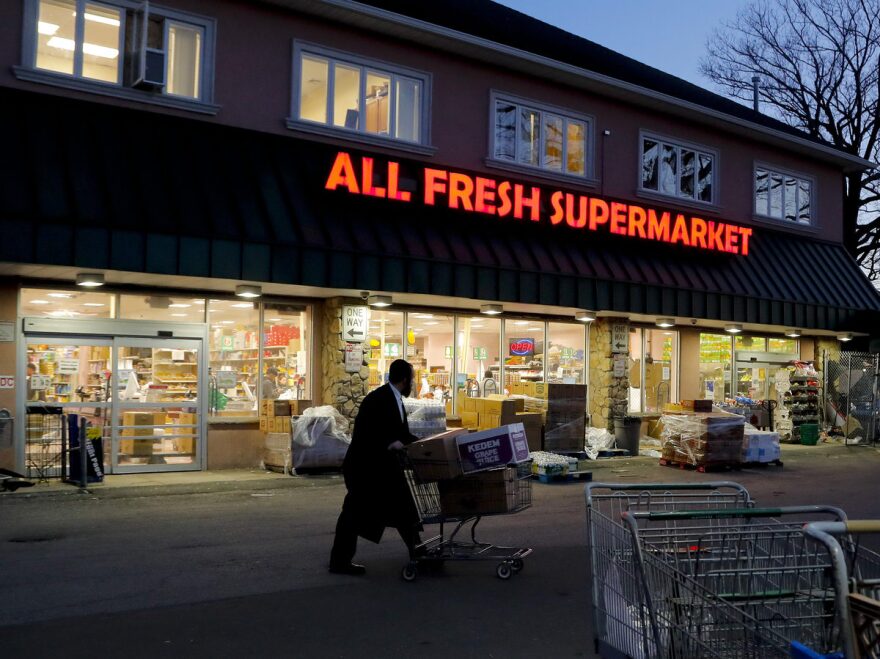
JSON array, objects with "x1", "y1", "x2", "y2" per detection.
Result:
[
  {"x1": 324, "y1": 151, "x2": 753, "y2": 256},
  {"x1": 509, "y1": 339, "x2": 535, "y2": 356}
]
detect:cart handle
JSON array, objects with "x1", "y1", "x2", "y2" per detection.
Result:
[
  {"x1": 629, "y1": 504, "x2": 846, "y2": 521},
  {"x1": 805, "y1": 520, "x2": 880, "y2": 535},
  {"x1": 586, "y1": 481, "x2": 751, "y2": 506}
]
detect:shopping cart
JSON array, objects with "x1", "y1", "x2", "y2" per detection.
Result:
[
  {"x1": 804, "y1": 521, "x2": 880, "y2": 658},
  {"x1": 400, "y1": 454, "x2": 533, "y2": 582}
]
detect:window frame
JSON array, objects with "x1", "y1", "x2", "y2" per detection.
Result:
[
  {"x1": 487, "y1": 90, "x2": 597, "y2": 185},
  {"x1": 638, "y1": 130, "x2": 720, "y2": 208},
  {"x1": 287, "y1": 41, "x2": 435, "y2": 156},
  {"x1": 753, "y1": 162, "x2": 817, "y2": 229},
  {"x1": 17, "y1": 0, "x2": 218, "y2": 114}
]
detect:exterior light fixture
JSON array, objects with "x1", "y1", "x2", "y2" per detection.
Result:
[
  {"x1": 656, "y1": 318, "x2": 675, "y2": 328},
  {"x1": 838, "y1": 333, "x2": 854, "y2": 342},
  {"x1": 480, "y1": 304, "x2": 503, "y2": 315},
  {"x1": 235, "y1": 285, "x2": 262, "y2": 299},
  {"x1": 725, "y1": 324, "x2": 743, "y2": 334},
  {"x1": 785, "y1": 329, "x2": 802, "y2": 338},
  {"x1": 575, "y1": 311, "x2": 596, "y2": 323},
  {"x1": 76, "y1": 272, "x2": 105, "y2": 287},
  {"x1": 368, "y1": 294, "x2": 392, "y2": 307}
]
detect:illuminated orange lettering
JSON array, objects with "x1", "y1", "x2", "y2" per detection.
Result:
[
  {"x1": 361, "y1": 157, "x2": 386, "y2": 198},
  {"x1": 739, "y1": 228, "x2": 753, "y2": 255},
  {"x1": 325, "y1": 152, "x2": 360, "y2": 194},
  {"x1": 566, "y1": 193, "x2": 588, "y2": 229},
  {"x1": 647, "y1": 210, "x2": 671, "y2": 242},
  {"x1": 549, "y1": 190, "x2": 565, "y2": 225},
  {"x1": 627, "y1": 205, "x2": 647, "y2": 238},
  {"x1": 514, "y1": 185, "x2": 541, "y2": 221},
  {"x1": 610, "y1": 202, "x2": 627, "y2": 234},
  {"x1": 670, "y1": 214, "x2": 691, "y2": 246},
  {"x1": 691, "y1": 217, "x2": 708, "y2": 249},
  {"x1": 707, "y1": 221, "x2": 725, "y2": 251},
  {"x1": 449, "y1": 173, "x2": 474, "y2": 211},
  {"x1": 424, "y1": 168, "x2": 448, "y2": 206},
  {"x1": 497, "y1": 181, "x2": 513, "y2": 217},
  {"x1": 475, "y1": 177, "x2": 497, "y2": 214},
  {"x1": 589, "y1": 198, "x2": 609, "y2": 231},
  {"x1": 386, "y1": 161, "x2": 411, "y2": 202},
  {"x1": 724, "y1": 224, "x2": 737, "y2": 253}
]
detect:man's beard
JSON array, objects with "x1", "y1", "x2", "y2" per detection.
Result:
[{"x1": 400, "y1": 379, "x2": 412, "y2": 397}]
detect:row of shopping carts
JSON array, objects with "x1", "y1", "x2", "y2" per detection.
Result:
[{"x1": 586, "y1": 482, "x2": 880, "y2": 658}]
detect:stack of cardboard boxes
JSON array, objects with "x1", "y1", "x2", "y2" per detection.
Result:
[
  {"x1": 120, "y1": 411, "x2": 197, "y2": 458},
  {"x1": 660, "y1": 413, "x2": 745, "y2": 467},
  {"x1": 259, "y1": 399, "x2": 312, "y2": 434},
  {"x1": 544, "y1": 383, "x2": 587, "y2": 452},
  {"x1": 407, "y1": 424, "x2": 531, "y2": 516},
  {"x1": 455, "y1": 395, "x2": 544, "y2": 451}
]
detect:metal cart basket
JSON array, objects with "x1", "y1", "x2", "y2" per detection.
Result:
[{"x1": 400, "y1": 454, "x2": 533, "y2": 581}]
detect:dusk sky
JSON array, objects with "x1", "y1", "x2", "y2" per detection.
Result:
[{"x1": 495, "y1": 0, "x2": 752, "y2": 91}]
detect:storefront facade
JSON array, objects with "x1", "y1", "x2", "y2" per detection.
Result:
[{"x1": 0, "y1": 0, "x2": 878, "y2": 474}]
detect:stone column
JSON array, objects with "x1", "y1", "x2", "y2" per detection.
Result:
[
  {"x1": 320, "y1": 297, "x2": 370, "y2": 424},
  {"x1": 588, "y1": 319, "x2": 630, "y2": 431}
]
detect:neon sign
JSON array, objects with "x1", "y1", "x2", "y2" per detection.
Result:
[
  {"x1": 324, "y1": 151, "x2": 753, "y2": 255},
  {"x1": 509, "y1": 339, "x2": 535, "y2": 356}
]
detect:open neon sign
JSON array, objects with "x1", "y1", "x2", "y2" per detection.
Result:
[{"x1": 324, "y1": 151, "x2": 753, "y2": 256}]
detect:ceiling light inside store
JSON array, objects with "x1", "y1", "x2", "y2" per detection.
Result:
[
  {"x1": 195, "y1": 300, "x2": 205, "y2": 305},
  {"x1": 368, "y1": 295, "x2": 392, "y2": 308},
  {"x1": 424, "y1": 322, "x2": 439, "y2": 326},
  {"x1": 575, "y1": 311, "x2": 596, "y2": 323},
  {"x1": 171, "y1": 313, "x2": 187, "y2": 317},
  {"x1": 480, "y1": 304, "x2": 503, "y2": 316},
  {"x1": 413, "y1": 314, "x2": 433, "y2": 319},
  {"x1": 785, "y1": 329, "x2": 802, "y2": 338},
  {"x1": 838, "y1": 333, "x2": 854, "y2": 342},
  {"x1": 231, "y1": 302, "x2": 254, "y2": 309},
  {"x1": 38, "y1": 21, "x2": 59, "y2": 35},
  {"x1": 83, "y1": 303, "x2": 105, "y2": 307},
  {"x1": 48, "y1": 293, "x2": 73, "y2": 298},
  {"x1": 221, "y1": 320, "x2": 234, "y2": 325},
  {"x1": 514, "y1": 321, "x2": 530, "y2": 326},
  {"x1": 48, "y1": 310, "x2": 78, "y2": 317},
  {"x1": 169, "y1": 303, "x2": 191, "y2": 308},
  {"x1": 76, "y1": 273, "x2": 105, "y2": 287},
  {"x1": 656, "y1": 318, "x2": 675, "y2": 328},
  {"x1": 30, "y1": 300, "x2": 50, "y2": 305},
  {"x1": 268, "y1": 318, "x2": 282, "y2": 322},
  {"x1": 235, "y1": 285, "x2": 261, "y2": 299},
  {"x1": 725, "y1": 324, "x2": 743, "y2": 334}
]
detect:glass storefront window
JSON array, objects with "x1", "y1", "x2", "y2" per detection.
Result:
[
  {"x1": 628, "y1": 328, "x2": 643, "y2": 413},
  {"x1": 735, "y1": 336, "x2": 767, "y2": 352},
  {"x1": 630, "y1": 328, "x2": 678, "y2": 412},
  {"x1": 262, "y1": 303, "x2": 310, "y2": 401},
  {"x1": 208, "y1": 300, "x2": 259, "y2": 416},
  {"x1": 365, "y1": 310, "x2": 404, "y2": 393},
  {"x1": 700, "y1": 333, "x2": 733, "y2": 402},
  {"x1": 546, "y1": 322, "x2": 586, "y2": 384},
  {"x1": 769, "y1": 338, "x2": 798, "y2": 354},
  {"x1": 457, "y1": 316, "x2": 502, "y2": 399},
  {"x1": 20, "y1": 288, "x2": 115, "y2": 318},
  {"x1": 504, "y1": 319, "x2": 545, "y2": 396},
  {"x1": 119, "y1": 295, "x2": 206, "y2": 321},
  {"x1": 406, "y1": 313, "x2": 454, "y2": 411}
]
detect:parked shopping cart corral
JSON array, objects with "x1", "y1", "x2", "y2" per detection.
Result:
[
  {"x1": 583, "y1": 482, "x2": 880, "y2": 658},
  {"x1": 400, "y1": 454, "x2": 532, "y2": 581}
]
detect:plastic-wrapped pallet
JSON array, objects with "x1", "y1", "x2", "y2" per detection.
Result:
[
  {"x1": 528, "y1": 450, "x2": 569, "y2": 476},
  {"x1": 404, "y1": 398, "x2": 447, "y2": 439},
  {"x1": 660, "y1": 413, "x2": 744, "y2": 467}
]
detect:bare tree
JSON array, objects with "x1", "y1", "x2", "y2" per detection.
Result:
[{"x1": 701, "y1": 0, "x2": 880, "y2": 281}]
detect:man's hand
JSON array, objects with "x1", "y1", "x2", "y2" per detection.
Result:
[{"x1": 388, "y1": 440, "x2": 405, "y2": 451}]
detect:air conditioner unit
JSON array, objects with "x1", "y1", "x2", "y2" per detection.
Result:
[{"x1": 129, "y1": 1, "x2": 166, "y2": 90}]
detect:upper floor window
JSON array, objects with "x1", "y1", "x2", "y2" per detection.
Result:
[
  {"x1": 293, "y1": 44, "x2": 429, "y2": 145},
  {"x1": 24, "y1": 0, "x2": 214, "y2": 105},
  {"x1": 491, "y1": 93, "x2": 592, "y2": 178},
  {"x1": 641, "y1": 134, "x2": 716, "y2": 204},
  {"x1": 755, "y1": 166, "x2": 812, "y2": 225}
]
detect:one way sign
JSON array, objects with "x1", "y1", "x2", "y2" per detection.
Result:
[{"x1": 342, "y1": 305, "x2": 368, "y2": 342}]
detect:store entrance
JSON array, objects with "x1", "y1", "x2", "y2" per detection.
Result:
[
  {"x1": 734, "y1": 351, "x2": 799, "y2": 401},
  {"x1": 23, "y1": 331, "x2": 205, "y2": 475}
]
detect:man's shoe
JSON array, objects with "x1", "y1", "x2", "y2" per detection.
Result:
[{"x1": 328, "y1": 563, "x2": 366, "y2": 576}]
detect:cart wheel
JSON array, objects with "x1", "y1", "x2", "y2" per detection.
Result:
[
  {"x1": 401, "y1": 563, "x2": 418, "y2": 582},
  {"x1": 496, "y1": 563, "x2": 512, "y2": 580},
  {"x1": 511, "y1": 559, "x2": 524, "y2": 573}
]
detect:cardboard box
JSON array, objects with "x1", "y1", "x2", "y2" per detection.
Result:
[
  {"x1": 120, "y1": 412, "x2": 164, "y2": 456},
  {"x1": 170, "y1": 412, "x2": 197, "y2": 454},
  {"x1": 478, "y1": 413, "x2": 500, "y2": 430},
  {"x1": 460, "y1": 411, "x2": 479, "y2": 429},
  {"x1": 288, "y1": 400, "x2": 313, "y2": 416},
  {"x1": 516, "y1": 412, "x2": 544, "y2": 452},
  {"x1": 438, "y1": 467, "x2": 517, "y2": 516},
  {"x1": 534, "y1": 382, "x2": 547, "y2": 398},
  {"x1": 693, "y1": 399, "x2": 713, "y2": 413},
  {"x1": 267, "y1": 417, "x2": 278, "y2": 433},
  {"x1": 260, "y1": 416, "x2": 268, "y2": 433},
  {"x1": 261, "y1": 400, "x2": 274, "y2": 417},
  {"x1": 456, "y1": 423, "x2": 530, "y2": 474},
  {"x1": 407, "y1": 429, "x2": 468, "y2": 481},
  {"x1": 273, "y1": 400, "x2": 291, "y2": 417},
  {"x1": 462, "y1": 397, "x2": 477, "y2": 413},
  {"x1": 279, "y1": 416, "x2": 291, "y2": 433}
]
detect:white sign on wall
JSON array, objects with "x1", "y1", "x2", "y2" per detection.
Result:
[
  {"x1": 30, "y1": 375, "x2": 51, "y2": 391},
  {"x1": 613, "y1": 354, "x2": 627, "y2": 378},
  {"x1": 0, "y1": 322, "x2": 14, "y2": 342},
  {"x1": 0, "y1": 375, "x2": 14, "y2": 389},
  {"x1": 345, "y1": 342, "x2": 363, "y2": 373},
  {"x1": 58, "y1": 359, "x2": 80, "y2": 375},
  {"x1": 611, "y1": 323, "x2": 628, "y2": 353},
  {"x1": 342, "y1": 305, "x2": 368, "y2": 342}
]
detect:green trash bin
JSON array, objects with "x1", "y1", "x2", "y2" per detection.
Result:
[{"x1": 800, "y1": 424, "x2": 819, "y2": 445}]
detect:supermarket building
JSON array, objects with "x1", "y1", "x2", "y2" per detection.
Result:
[{"x1": 1, "y1": 0, "x2": 878, "y2": 475}]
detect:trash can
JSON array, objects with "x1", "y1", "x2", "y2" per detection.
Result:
[{"x1": 614, "y1": 416, "x2": 641, "y2": 456}]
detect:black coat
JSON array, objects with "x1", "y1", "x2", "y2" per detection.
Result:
[{"x1": 342, "y1": 384, "x2": 420, "y2": 543}]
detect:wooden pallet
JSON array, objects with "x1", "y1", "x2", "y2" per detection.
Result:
[
  {"x1": 741, "y1": 459, "x2": 784, "y2": 468},
  {"x1": 659, "y1": 458, "x2": 741, "y2": 473}
]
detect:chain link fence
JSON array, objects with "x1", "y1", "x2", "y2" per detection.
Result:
[{"x1": 823, "y1": 351, "x2": 879, "y2": 446}]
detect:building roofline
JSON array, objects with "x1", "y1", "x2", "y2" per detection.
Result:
[{"x1": 269, "y1": 0, "x2": 875, "y2": 172}]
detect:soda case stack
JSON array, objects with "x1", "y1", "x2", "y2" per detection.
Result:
[
  {"x1": 403, "y1": 398, "x2": 447, "y2": 439},
  {"x1": 660, "y1": 413, "x2": 745, "y2": 467}
]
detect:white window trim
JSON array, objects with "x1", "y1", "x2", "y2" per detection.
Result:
[
  {"x1": 487, "y1": 90, "x2": 597, "y2": 185},
  {"x1": 753, "y1": 162, "x2": 818, "y2": 230},
  {"x1": 287, "y1": 40, "x2": 434, "y2": 155},
  {"x1": 18, "y1": 0, "x2": 219, "y2": 114},
  {"x1": 638, "y1": 130, "x2": 720, "y2": 208}
]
